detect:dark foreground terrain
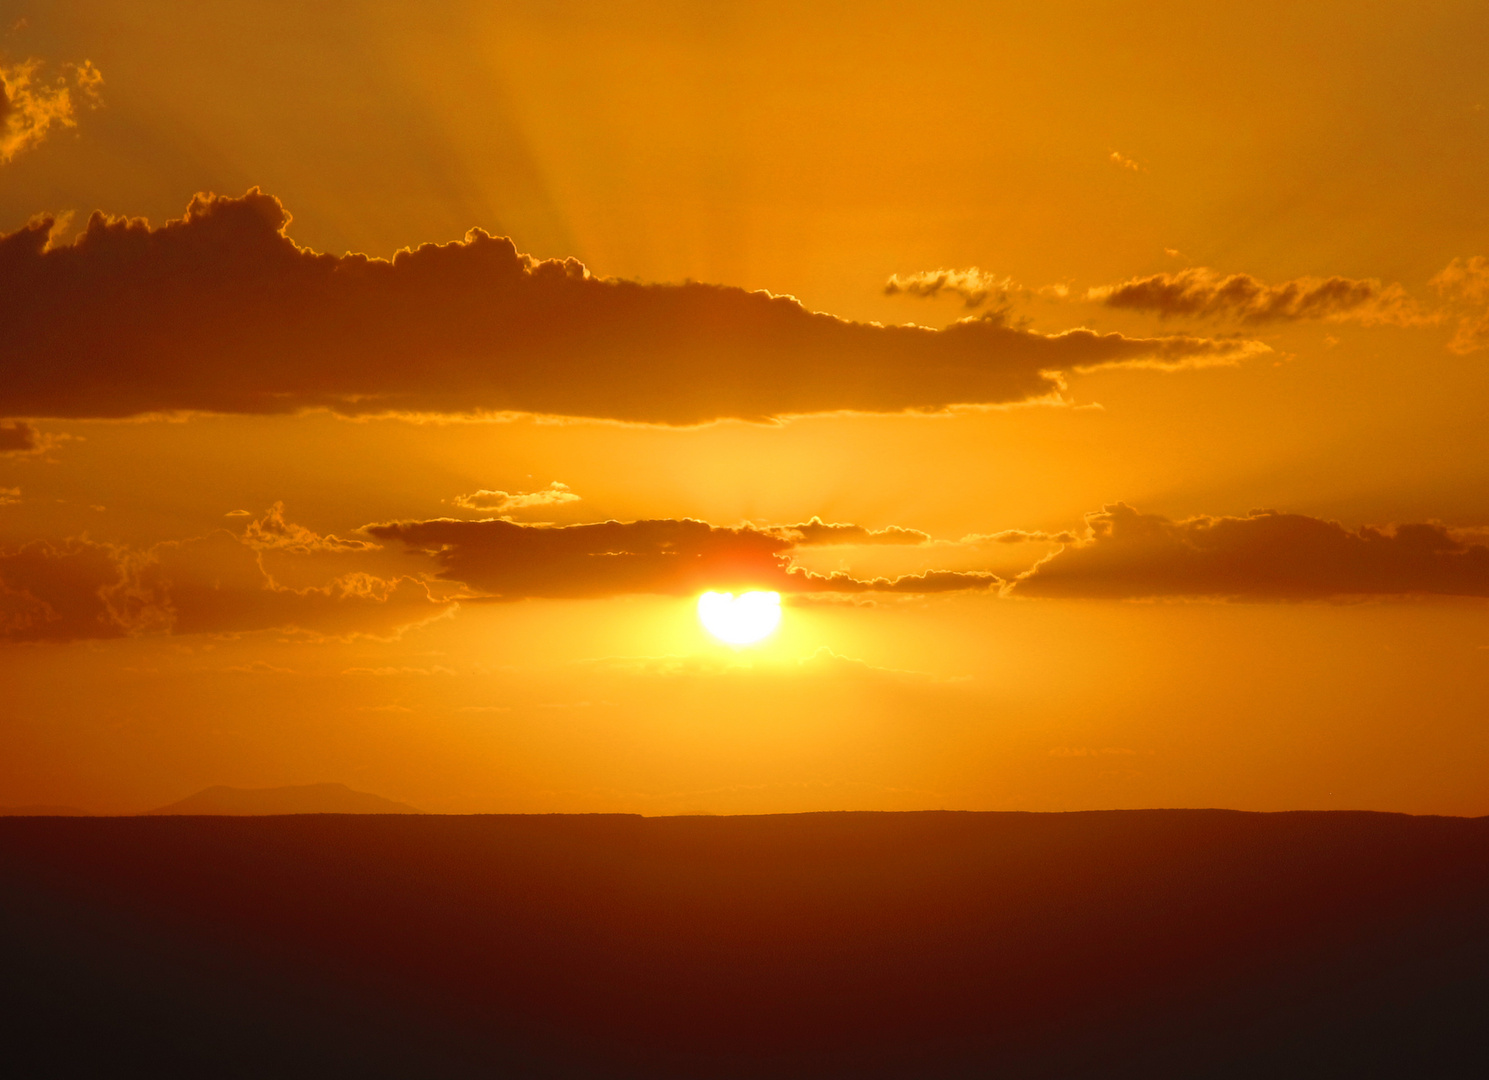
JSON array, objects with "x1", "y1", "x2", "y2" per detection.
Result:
[{"x1": 3, "y1": 810, "x2": 1487, "y2": 1078}]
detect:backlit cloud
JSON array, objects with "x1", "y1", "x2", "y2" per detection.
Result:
[
  {"x1": 884, "y1": 268, "x2": 1020, "y2": 309},
  {"x1": 0, "y1": 191, "x2": 1266, "y2": 425},
  {"x1": 1090, "y1": 268, "x2": 1432, "y2": 327},
  {"x1": 772, "y1": 518, "x2": 930, "y2": 546},
  {"x1": 451, "y1": 482, "x2": 580, "y2": 514},
  {"x1": 242, "y1": 501, "x2": 378, "y2": 553},
  {"x1": 363, "y1": 517, "x2": 996, "y2": 599},
  {"x1": 0, "y1": 58, "x2": 102, "y2": 164},
  {"x1": 962, "y1": 529, "x2": 1079, "y2": 545},
  {"x1": 0, "y1": 525, "x2": 446, "y2": 644},
  {"x1": 1012, "y1": 503, "x2": 1489, "y2": 600}
]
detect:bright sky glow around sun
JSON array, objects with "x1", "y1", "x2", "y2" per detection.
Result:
[{"x1": 697, "y1": 591, "x2": 782, "y2": 646}]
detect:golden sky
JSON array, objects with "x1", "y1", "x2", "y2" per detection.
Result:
[{"x1": 3, "y1": 1, "x2": 1489, "y2": 815}]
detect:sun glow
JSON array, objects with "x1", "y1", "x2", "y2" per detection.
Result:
[{"x1": 697, "y1": 591, "x2": 782, "y2": 646}]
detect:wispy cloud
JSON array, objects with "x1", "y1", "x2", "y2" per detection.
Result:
[
  {"x1": 1, "y1": 57, "x2": 102, "y2": 164},
  {"x1": 1089, "y1": 267, "x2": 1435, "y2": 327},
  {"x1": 884, "y1": 268, "x2": 1020, "y2": 309}
]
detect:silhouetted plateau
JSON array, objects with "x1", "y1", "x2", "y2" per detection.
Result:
[
  {"x1": 2, "y1": 810, "x2": 1486, "y2": 1078},
  {"x1": 145, "y1": 782, "x2": 422, "y2": 816}
]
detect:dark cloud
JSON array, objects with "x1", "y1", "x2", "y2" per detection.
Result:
[
  {"x1": 363, "y1": 517, "x2": 997, "y2": 599},
  {"x1": 773, "y1": 518, "x2": 930, "y2": 546},
  {"x1": 1012, "y1": 503, "x2": 1489, "y2": 600},
  {"x1": 0, "y1": 524, "x2": 447, "y2": 644},
  {"x1": 0, "y1": 191, "x2": 1264, "y2": 425},
  {"x1": 0, "y1": 419, "x2": 37, "y2": 454},
  {"x1": 803, "y1": 568, "x2": 1002, "y2": 595},
  {"x1": 1092, "y1": 268, "x2": 1429, "y2": 326}
]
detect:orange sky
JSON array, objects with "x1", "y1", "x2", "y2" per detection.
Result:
[{"x1": 3, "y1": 1, "x2": 1489, "y2": 815}]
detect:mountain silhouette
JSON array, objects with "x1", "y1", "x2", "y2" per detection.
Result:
[
  {"x1": 0, "y1": 805, "x2": 90, "y2": 816},
  {"x1": 146, "y1": 783, "x2": 421, "y2": 816}
]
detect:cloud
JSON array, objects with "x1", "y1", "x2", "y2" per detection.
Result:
[
  {"x1": 0, "y1": 486, "x2": 17, "y2": 506},
  {"x1": 1431, "y1": 256, "x2": 1489, "y2": 354},
  {"x1": 0, "y1": 419, "x2": 68, "y2": 459},
  {"x1": 1090, "y1": 268, "x2": 1432, "y2": 327},
  {"x1": 1011, "y1": 503, "x2": 1489, "y2": 600},
  {"x1": 1109, "y1": 150, "x2": 1142, "y2": 172},
  {"x1": 451, "y1": 482, "x2": 580, "y2": 513},
  {"x1": 961, "y1": 529, "x2": 1078, "y2": 545},
  {"x1": 1, "y1": 58, "x2": 102, "y2": 164},
  {"x1": 242, "y1": 501, "x2": 377, "y2": 553},
  {"x1": 363, "y1": 516, "x2": 999, "y2": 599},
  {"x1": 771, "y1": 517, "x2": 929, "y2": 546},
  {"x1": 801, "y1": 568, "x2": 1002, "y2": 595},
  {"x1": 0, "y1": 190, "x2": 1266, "y2": 425},
  {"x1": 0, "y1": 525, "x2": 448, "y2": 645},
  {"x1": 884, "y1": 268, "x2": 1020, "y2": 309},
  {"x1": 222, "y1": 660, "x2": 295, "y2": 675},
  {"x1": 0, "y1": 419, "x2": 37, "y2": 453}
]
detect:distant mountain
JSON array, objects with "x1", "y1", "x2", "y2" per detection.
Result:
[
  {"x1": 146, "y1": 783, "x2": 422, "y2": 816},
  {"x1": 0, "y1": 805, "x2": 90, "y2": 816}
]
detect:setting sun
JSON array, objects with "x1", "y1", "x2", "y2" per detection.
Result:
[
  {"x1": 697, "y1": 591, "x2": 782, "y2": 645},
  {"x1": 4, "y1": 4, "x2": 1489, "y2": 1073}
]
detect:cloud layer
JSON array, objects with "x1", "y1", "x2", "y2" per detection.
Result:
[
  {"x1": 1013, "y1": 503, "x2": 1489, "y2": 600},
  {"x1": 0, "y1": 191, "x2": 1265, "y2": 425},
  {"x1": 364, "y1": 517, "x2": 995, "y2": 599}
]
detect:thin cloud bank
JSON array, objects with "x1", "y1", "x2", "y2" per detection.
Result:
[
  {"x1": 0, "y1": 58, "x2": 102, "y2": 164},
  {"x1": 0, "y1": 513, "x2": 447, "y2": 644},
  {"x1": 0, "y1": 190, "x2": 1265, "y2": 425},
  {"x1": 962, "y1": 529, "x2": 1079, "y2": 545},
  {"x1": 363, "y1": 517, "x2": 996, "y2": 599},
  {"x1": 452, "y1": 482, "x2": 580, "y2": 514},
  {"x1": 1012, "y1": 503, "x2": 1489, "y2": 600},
  {"x1": 1091, "y1": 268, "x2": 1432, "y2": 327},
  {"x1": 773, "y1": 518, "x2": 930, "y2": 546}
]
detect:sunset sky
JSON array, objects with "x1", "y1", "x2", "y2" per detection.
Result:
[{"x1": 3, "y1": 0, "x2": 1489, "y2": 816}]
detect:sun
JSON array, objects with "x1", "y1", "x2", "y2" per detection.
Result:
[{"x1": 697, "y1": 591, "x2": 782, "y2": 646}]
